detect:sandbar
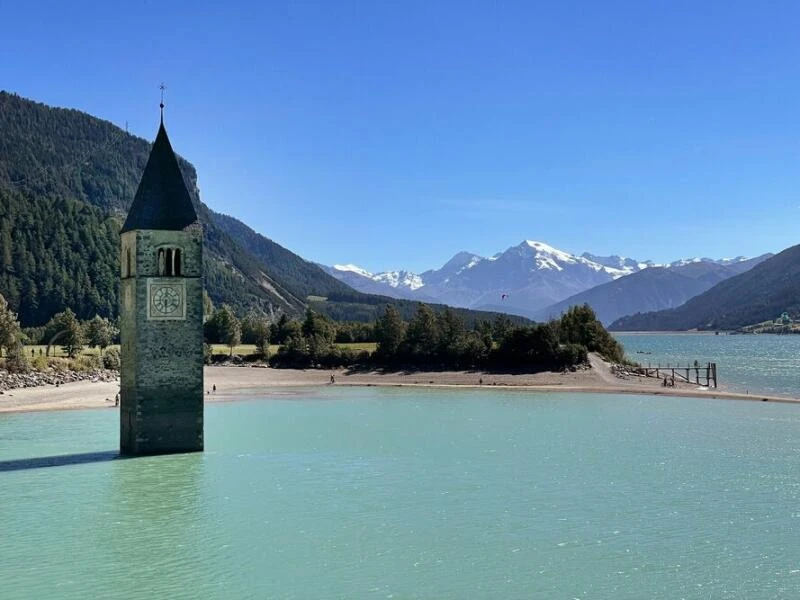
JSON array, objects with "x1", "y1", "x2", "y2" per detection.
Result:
[{"x1": 1, "y1": 354, "x2": 796, "y2": 415}]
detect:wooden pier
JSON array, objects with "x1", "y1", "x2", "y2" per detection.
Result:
[{"x1": 630, "y1": 362, "x2": 717, "y2": 388}]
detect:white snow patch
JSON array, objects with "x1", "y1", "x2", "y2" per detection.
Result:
[
  {"x1": 524, "y1": 240, "x2": 640, "y2": 278},
  {"x1": 536, "y1": 256, "x2": 564, "y2": 271},
  {"x1": 525, "y1": 240, "x2": 577, "y2": 264},
  {"x1": 333, "y1": 264, "x2": 374, "y2": 278},
  {"x1": 373, "y1": 270, "x2": 425, "y2": 291},
  {"x1": 455, "y1": 255, "x2": 483, "y2": 275}
]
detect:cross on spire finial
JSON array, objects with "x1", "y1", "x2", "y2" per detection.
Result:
[{"x1": 159, "y1": 82, "x2": 167, "y2": 123}]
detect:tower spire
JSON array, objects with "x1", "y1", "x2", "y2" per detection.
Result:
[
  {"x1": 159, "y1": 82, "x2": 166, "y2": 123},
  {"x1": 120, "y1": 106, "x2": 199, "y2": 234}
]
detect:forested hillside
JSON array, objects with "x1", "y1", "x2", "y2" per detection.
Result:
[
  {"x1": 609, "y1": 244, "x2": 800, "y2": 331},
  {"x1": 0, "y1": 187, "x2": 118, "y2": 325},
  {"x1": 211, "y1": 211, "x2": 353, "y2": 301}
]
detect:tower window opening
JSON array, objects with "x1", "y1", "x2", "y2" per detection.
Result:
[
  {"x1": 125, "y1": 248, "x2": 132, "y2": 278},
  {"x1": 165, "y1": 248, "x2": 174, "y2": 276},
  {"x1": 157, "y1": 247, "x2": 182, "y2": 276}
]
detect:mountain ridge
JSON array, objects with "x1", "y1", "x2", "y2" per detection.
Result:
[
  {"x1": 609, "y1": 245, "x2": 800, "y2": 331},
  {"x1": 326, "y1": 240, "x2": 763, "y2": 320},
  {"x1": 534, "y1": 254, "x2": 771, "y2": 325}
]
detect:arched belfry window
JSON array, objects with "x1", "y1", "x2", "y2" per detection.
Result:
[{"x1": 157, "y1": 247, "x2": 182, "y2": 277}]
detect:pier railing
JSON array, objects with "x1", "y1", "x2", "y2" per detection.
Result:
[{"x1": 628, "y1": 362, "x2": 717, "y2": 388}]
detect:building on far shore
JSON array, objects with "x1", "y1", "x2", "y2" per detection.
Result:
[{"x1": 118, "y1": 107, "x2": 204, "y2": 456}]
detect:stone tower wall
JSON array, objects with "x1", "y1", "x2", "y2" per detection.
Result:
[{"x1": 120, "y1": 227, "x2": 204, "y2": 455}]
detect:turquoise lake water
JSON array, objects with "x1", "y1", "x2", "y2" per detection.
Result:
[
  {"x1": 3, "y1": 386, "x2": 800, "y2": 599},
  {"x1": 616, "y1": 332, "x2": 800, "y2": 398}
]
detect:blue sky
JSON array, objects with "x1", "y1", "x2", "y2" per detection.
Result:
[{"x1": 3, "y1": 0, "x2": 800, "y2": 272}]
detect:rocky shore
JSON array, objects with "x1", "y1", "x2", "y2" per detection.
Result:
[{"x1": 0, "y1": 369, "x2": 119, "y2": 393}]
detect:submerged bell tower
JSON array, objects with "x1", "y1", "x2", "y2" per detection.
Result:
[{"x1": 119, "y1": 100, "x2": 204, "y2": 455}]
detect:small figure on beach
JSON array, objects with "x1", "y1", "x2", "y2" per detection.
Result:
[
  {"x1": 115, "y1": 393, "x2": 119, "y2": 407},
  {"x1": 212, "y1": 384, "x2": 216, "y2": 393},
  {"x1": 330, "y1": 373, "x2": 335, "y2": 384},
  {"x1": 479, "y1": 378, "x2": 483, "y2": 385}
]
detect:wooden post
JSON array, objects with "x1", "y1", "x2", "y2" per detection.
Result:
[{"x1": 712, "y1": 363, "x2": 717, "y2": 388}]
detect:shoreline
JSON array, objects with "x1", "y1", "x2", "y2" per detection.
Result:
[{"x1": 1, "y1": 354, "x2": 798, "y2": 414}]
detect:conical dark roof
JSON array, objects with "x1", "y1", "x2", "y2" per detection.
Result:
[{"x1": 121, "y1": 122, "x2": 199, "y2": 233}]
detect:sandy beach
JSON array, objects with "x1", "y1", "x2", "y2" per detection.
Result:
[{"x1": 1, "y1": 353, "x2": 797, "y2": 415}]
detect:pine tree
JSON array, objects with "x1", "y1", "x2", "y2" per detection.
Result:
[
  {"x1": 374, "y1": 305, "x2": 405, "y2": 359},
  {"x1": 403, "y1": 304, "x2": 440, "y2": 362}
]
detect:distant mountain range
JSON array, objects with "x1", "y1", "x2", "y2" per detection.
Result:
[
  {"x1": 609, "y1": 244, "x2": 800, "y2": 331},
  {"x1": 324, "y1": 241, "x2": 767, "y2": 322},
  {"x1": 534, "y1": 254, "x2": 772, "y2": 325}
]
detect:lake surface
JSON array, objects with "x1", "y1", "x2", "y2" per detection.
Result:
[
  {"x1": 616, "y1": 332, "x2": 800, "y2": 398},
  {"x1": 3, "y1": 387, "x2": 800, "y2": 599}
]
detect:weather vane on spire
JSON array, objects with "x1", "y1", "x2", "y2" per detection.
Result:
[{"x1": 159, "y1": 82, "x2": 167, "y2": 121}]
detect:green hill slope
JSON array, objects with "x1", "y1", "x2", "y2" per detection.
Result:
[
  {"x1": 609, "y1": 244, "x2": 800, "y2": 331},
  {"x1": 211, "y1": 211, "x2": 354, "y2": 301}
]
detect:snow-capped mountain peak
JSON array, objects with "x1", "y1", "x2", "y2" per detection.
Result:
[
  {"x1": 524, "y1": 240, "x2": 576, "y2": 263},
  {"x1": 518, "y1": 241, "x2": 638, "y2": 279},
  {"x1": 325, "y1": 241, "x2": 764, "y2": 322},
  {"x1": 333, "y1": 264, "x2": 374, "y2": 278},
  {"x1": 332, "y1": 264, "x2": 424, "y2": 291},
  {"x1": 373, "y1": 270, "x2": 425, "y2": 291}
]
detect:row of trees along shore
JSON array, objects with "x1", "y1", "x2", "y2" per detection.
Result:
[
  {"x1": 1, "y1": 290, "x2": 624, "y2": 373},
  {"x1": 0, "y1": 294, "x2": 120, "y2": 372},
  {"x1": 206, "y1": 302, "x2": 625, "y2": 371}
]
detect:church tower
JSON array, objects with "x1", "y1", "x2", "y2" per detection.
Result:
[{"x1": 119, "y1": 111, "x2": 204, "y2": 455}]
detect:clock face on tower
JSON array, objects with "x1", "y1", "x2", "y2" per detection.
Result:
[{"x1": 148, "y1": 280, "x2": 186, "y2": 320}]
